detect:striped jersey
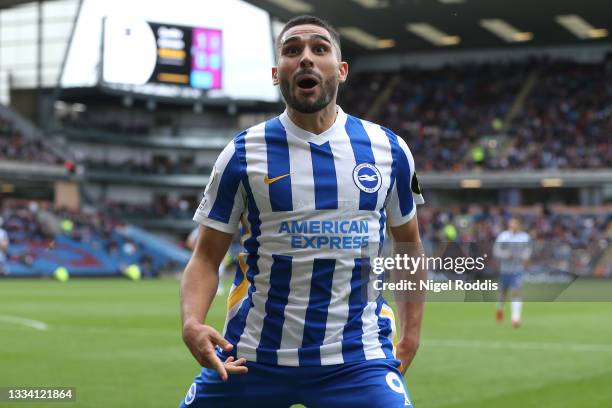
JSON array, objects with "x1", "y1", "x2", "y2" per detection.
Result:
[
  {"x1": 494, "y1": 230, "x2": 531, "y2": 274},
  {"x1": 193, "y1": 106, "x2": 424, "y2": 367}
]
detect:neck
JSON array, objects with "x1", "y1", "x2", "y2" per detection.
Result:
[{"x1": 286, "y1": 102, "x2": 338, "y2": 135}]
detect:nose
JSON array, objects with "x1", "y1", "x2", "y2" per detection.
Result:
[{"x1": 299, "y1": 48, "x2": 314, "y2": 68}]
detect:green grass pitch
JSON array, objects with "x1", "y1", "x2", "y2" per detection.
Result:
[{"x1": 1, "y1": 278, "x2": 611, "y2": 407}]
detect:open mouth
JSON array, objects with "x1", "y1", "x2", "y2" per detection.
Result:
[{"x1": 296, "y1": 77, "x2": 319, "y2": 89}]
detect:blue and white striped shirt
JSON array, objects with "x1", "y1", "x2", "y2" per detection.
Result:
[{"x1": 194, "y1": 106, "x2": 424, "y2": 366}]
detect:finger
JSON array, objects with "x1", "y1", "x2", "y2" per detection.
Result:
[
  {"x1": 224, "y1": 356, "x2": 235, "y2": 364},
  {"x1": 226, "y1": 363, "x2": 248, "y2": 375},
  {"x1": 207, "y1": 353, "x2": 228, "y2": 381},
  {"x1": 230, "y1": 357, "x2": 247, "y2": 366},
  {"x1": 224, "y1": 357, "x2": 248, "y2": 375},
  {"x1": 211, "y1": 331, "x2": 233, "y2": 352}
]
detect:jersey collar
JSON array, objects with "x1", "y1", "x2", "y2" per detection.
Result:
[{"x1": 279, "y1": 105, "x2": 348, "y2": 145}]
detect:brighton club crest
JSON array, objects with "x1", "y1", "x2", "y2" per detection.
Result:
[{"x1": 353, "y1": 163, "x2": 382, "y2": 193}]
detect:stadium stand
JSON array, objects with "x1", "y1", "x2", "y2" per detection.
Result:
[
  {"x1": 340, "y1": 57, "x2": 612, "y2": 171},
  {"x1": 0, "y1": 200, "x2": 190, "y2": 277},
  {"x1": 2, "y1": 53, "x2": 610, "y2": 278},
  {"x1": 58, "y1": 107, "x2": 155, "y2": 135},
  {"x1": 82, "y1": 157, "x2": 212, "y2": 175},
  {"x1": 418, "y1": 205, "x2": 611, "y2": 278},
  {"x1": 105, "y1": 199, "x2": 195, "y2": 221},
  {"x1": 0, "y1": 116, "x2": 64, "y2": 165}
]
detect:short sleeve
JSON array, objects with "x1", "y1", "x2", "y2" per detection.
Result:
[
  {"x1": 386, "y1": 136, "x2": 425, "y2": 227},
  {"x1": 193, "y1": 141, "x2": 245, "y2": 234}
]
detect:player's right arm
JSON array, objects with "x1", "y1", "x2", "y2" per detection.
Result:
[
  {"x1": 181, "y1": 139, "x2": 247, "y2": 381},
  {"x1": 180, "y1": 225, "x2": 247, "y2": 381}
]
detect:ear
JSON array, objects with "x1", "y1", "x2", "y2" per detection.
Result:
[
  {"x1": 272, "y1": 67, "x2": 279, "y2": 86},
  {"x1": 338, "y1": 61, "x2": 349, "y2": 84}
]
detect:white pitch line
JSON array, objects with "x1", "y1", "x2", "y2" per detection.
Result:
[
  {"x1": 0, "y1": 315, "x2": 49, "y2": 331},
  {"x1": 424, "y1": 338, "x2": 612, "y2": 353}
]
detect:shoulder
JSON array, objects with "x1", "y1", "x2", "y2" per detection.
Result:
[
  {"x1": 226, "y1": 117, "x2": 272, "y2": 149},
  {"x1": 214, "y1": 129, "x2": 253, "y2": 171},
  {"x1": 346, "y1": 114, "x2": 410, "y2": 149},
  {"x1": 497, "y1": 230, "x2": 510, "y2": 241},
  {"x1": 347, "y1": 114, "x2": 393, "y2": 138},
  {"x1": 232, "y1": 116, "x2": 281, "y2": 145}
]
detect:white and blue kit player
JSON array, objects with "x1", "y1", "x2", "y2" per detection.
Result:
[
  {"x1": 493, "y1": 217, "x2": 531, "y2": 327},
  {"x1": 179, "y1": 15, "x2": 425, "y2": 407}
]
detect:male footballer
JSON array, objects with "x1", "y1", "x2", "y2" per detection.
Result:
[
  {"x1": 494, "y1": 217, "x2": 531, "y2": 327},
  {"x1": 179, "y1": 15, "x2": 425, "y2": 407}
]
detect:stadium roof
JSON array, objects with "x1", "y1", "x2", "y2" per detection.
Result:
[
  {"x1": 0, "y1": 0, "x2": 42, "y2": 8},
  {"x1": 245, "y1": 0, "x2": 612, "y2": 55},
  {"x1": 2, "y1": 0, "x2": 609, "y2": 55}
]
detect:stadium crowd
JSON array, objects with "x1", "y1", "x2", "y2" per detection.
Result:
[
  {"x1": 0, "y1": 200, "x2": 165, "y2": 277},
  {"x1": 341, "y1": 57, "x2": 611, "y2": 171},
  {"x1": 105, "y1": 198, "x2": 195, "y2": 220},
  {"x1": 2, "y1": 199, "x2": 608, "y2": 278},
  {"x1": 0, "y1": 116, "x2": 64, "y2": 165},
  {"x1": 418, "y1": 205, "x2": 611, "y2": 277},
  {"x1": 505, "y1": 60, "x2": 611, "y2": 170}
]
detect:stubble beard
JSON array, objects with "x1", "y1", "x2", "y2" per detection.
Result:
[{"x1": 280, "y1": 76, "x2": 337, "y2": 114}]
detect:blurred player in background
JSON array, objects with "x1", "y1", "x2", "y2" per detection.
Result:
[
  {"x1": 179, "y1": 15, "x2": 424, "y2": 407},
  {"x1": 494, "y1": 217, "x2": 531, "y2": 327},
  {"x1": 0, "y1": 217, "x2": 8, "y2": 275}
]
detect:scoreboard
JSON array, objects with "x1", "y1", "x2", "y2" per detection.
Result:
[
  {"x1": 60, "y1": 0, "x2": 278, "y2": 102},
  {"x1": 102, "y1": 18, "x2": 222, "y2": 94}
]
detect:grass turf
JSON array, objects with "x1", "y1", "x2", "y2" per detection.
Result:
[{"x1": 1, "y1": 278, "x2": 611, "y2": 407}]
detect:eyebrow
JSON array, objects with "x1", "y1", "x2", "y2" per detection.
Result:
[{"x1": 281, "y1": 34, "x2": 333, "y2": 47}]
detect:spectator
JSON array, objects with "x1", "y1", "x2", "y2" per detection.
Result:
[{"x1": 340, "y1": 58, "x2": 611, "y2": 171}]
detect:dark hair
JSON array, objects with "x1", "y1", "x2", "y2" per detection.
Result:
[{"x1": 276, "y1": 15, "x2": 341, "y2": 60}]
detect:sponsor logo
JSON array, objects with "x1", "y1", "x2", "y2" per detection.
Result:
[
  {"x1": 353, "y1": 163, "x2": 382, "y2": 193},
  {"x1": 184, "y1": 383, "x2": 196, "y2": 405},
  {"x1": 264, "y1": 173, "x2": 291, "y2": 185},
  {"x1": 278, "y1": 220, "x2": 370, "y2": 249}
]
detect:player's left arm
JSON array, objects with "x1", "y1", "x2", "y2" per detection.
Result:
[
  {"x1": 521, "y1": 233, "x2": 532, "y2": 268},
  {"x1": 390, "y1": 216, "x2": 425, "y2": 375},
  {"x1": 385, "y1": 134, "x2": 425, "y2": 374}
]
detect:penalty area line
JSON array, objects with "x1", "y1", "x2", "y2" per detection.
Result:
[
  {"x1": 0, "y1": 314, "x2": 49, "y2": 330},
  {"x1": 424, "y1": 338, "x2": 612, "y2": 353}
]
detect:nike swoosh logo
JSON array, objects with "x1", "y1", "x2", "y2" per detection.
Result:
[{"x1": 264, "y1": 173, "x2": 290, "y2": 185}]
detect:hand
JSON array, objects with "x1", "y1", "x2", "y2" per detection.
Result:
[
  {"x1": 396, "y1": 335, "x2": 420, "y2": 375},
  {"x1": 182, "y1": 322, "x2": 248, "y2": 381}
]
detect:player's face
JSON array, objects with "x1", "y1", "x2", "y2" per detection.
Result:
[
  {"x1": 509, "y1": 219, "x2": 520, "y2": 232},
  {"x1": 273, "y1": 25, "x2": 348, "y2": 114}
]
